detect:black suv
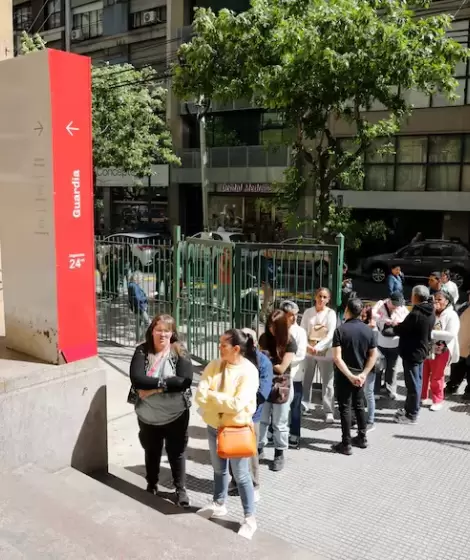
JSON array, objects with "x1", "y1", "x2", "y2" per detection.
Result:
[{"x1": 361, "y1": 239, "x2": 470, "y2": 288}]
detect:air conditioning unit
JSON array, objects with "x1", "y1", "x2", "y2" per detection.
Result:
[
  {"x1": 142, "y1": 10, "x2": 158, "y2": 24},
  {"x1": 71, "y1": 29, "x2": 83, "y2": 41}
]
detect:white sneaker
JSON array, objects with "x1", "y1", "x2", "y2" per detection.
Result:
[
  {"x1": 254, "y1": 489, "x2": 260, "y2": 503},
  {"x1": 197, "y1": 502, "x2": 228, "y2": 519},
  {"x1": 325, "y1": 413, "x2": 335, "y2": 424},
  {"x1": 238, "y1": 515, "x2": 257, "y2": 540},
  {"x1": 301, "y1": 402, "x2": 309, "y2": 414},
  {"x1": 430, "y1": 402, "x2": 443, "y2": 412}
]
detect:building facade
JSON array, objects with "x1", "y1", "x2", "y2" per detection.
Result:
[
  {"x1": 11, "y1": 0, "x2": 470, "y2": 243},
  {"x1": 12, "y1": 0, "x2": 171, "y2": 234}
]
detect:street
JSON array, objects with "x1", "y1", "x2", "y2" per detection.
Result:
[{"x1": 102, "y1": 345, "x2": 470, "y2": 560}]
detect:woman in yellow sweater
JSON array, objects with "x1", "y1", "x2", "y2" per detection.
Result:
[{"x1": 195, "y1": 329, "x2": 259, "y2": 540}]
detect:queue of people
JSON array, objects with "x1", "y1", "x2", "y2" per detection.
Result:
[{"x1": 127, "y1": 268, "x2": 470, "y2": 541}]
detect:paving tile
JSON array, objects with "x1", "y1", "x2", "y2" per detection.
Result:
[{"x1": 108, "y1": 362, "x2": 470, "y2": 560}]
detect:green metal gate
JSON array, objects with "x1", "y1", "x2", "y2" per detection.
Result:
[
  {"x1": 96, "y1": 229, "x2": 344, "y2": 364},
  {"x1": 233, "y1": 234, "x2": 344, "y2": 333},
  {"x1": 179, "y1": 238, "x2": 234, "y2": 364}
]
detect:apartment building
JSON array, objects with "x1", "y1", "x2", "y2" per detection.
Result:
[
  {"x1": 11, "y1": 0, "x2": 470, "y2": 243},
  {"x1": 12, "y1": 0, "x2": 171, "y2": 233}
]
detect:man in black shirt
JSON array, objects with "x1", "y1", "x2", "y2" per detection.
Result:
[{"x1": 332, "y1": 298, "x2": 378, "y2": 455}]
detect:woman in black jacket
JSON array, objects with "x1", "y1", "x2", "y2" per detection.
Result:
[{"x1": 130, "y1": 314, "x2": 193, "y2": 507}]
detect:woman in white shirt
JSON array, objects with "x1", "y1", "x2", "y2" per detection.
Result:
[
  {"x1": 300, "y1": 287, "x2": 338, "y2": 423},
  {"x1": 422, "y1": 290, "x2": 460, "y2": 411},
  {"x1": 372, "y1": 292, "x2": 409, "y2": 399},
  {"x1": 441, "y1": 269, "x2": 459, "y2": 306}
]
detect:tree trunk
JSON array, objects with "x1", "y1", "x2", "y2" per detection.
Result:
[{"x1": 318, "y1": 175, "x2": 330, "y2": 236}]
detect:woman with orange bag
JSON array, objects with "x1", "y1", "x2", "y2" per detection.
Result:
[{"x1": 195, "y1": 329, "x2": 259, "y2": 540}]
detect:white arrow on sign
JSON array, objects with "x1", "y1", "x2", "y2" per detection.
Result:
[{"x1": 66, "y1": 121, "x2": 80, "y2": 136}]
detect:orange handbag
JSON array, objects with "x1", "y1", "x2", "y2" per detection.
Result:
[{"x1": 216, "y1": 362, "x2": 257, "y2": 459}]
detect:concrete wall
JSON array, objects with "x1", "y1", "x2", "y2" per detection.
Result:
[{"x1": 0, "y1": 349, "x2": 108, "y2": 474}]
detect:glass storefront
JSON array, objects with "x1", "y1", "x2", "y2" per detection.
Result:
[
  {"x1": 109, "y1": 187, "x2": 169, "y2": 234},
  {"x1": 209, "y1": 184, "x2": 288, "y2": 241}
]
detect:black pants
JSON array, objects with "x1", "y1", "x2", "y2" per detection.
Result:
[
  {"x1": 403, "y1": 361, "x2": 423, "y2": 419},
  {"x1": 447, "y1": 357, "x2": 470, "y2": 394},
  {"x1": 138, "y1": 409, "x2": 189, "y2": 490},
  {"x1": 335, "y1": 371, "x2": 367, "y2": 446}
]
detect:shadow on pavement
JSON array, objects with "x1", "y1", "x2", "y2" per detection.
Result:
[
  {"x1": 301, "y1": 436, "x2": 338, "y2": 454},
  {"x1": 93, "y1": 471, "x2": 198, "y2": 515},
  {"x1": 189, "y1": 425, "x2": 209, "y2": 440},
  {"x1": 394, "y1": 434, "x2": 470, "y2": 452}
]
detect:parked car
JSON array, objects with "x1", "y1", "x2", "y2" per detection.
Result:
[
  {"x1": 96, "y1": 231, "x2": 171, "y2": 271},
  {"x1": 361, "y1": 239, "x2": 470, "y2": 288},
  {"x1": 189, "y1": 231, "x2": 248, "y2": 243}
]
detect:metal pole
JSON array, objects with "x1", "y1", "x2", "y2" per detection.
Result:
[
  {"x1": 64, "y1": 0, "x2": 71, "y2": 51},
  {"x1": 198, "y1": 95, "x2": 210, "y2": 232},
  {"x1": 335, "y1": 232, "x2": 345, "y2": 310}
]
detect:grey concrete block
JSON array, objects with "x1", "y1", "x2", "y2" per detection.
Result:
[{"x1": 0, "y1": 350, "x2": 108, "y2": 474}]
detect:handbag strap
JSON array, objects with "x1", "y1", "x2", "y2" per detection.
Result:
[
  {"x1": 384, "y1": 302, "x2": 392, "y2": 319},
  {"x1": 218, "y1": 361, "x2": 228, "y2": 423}
]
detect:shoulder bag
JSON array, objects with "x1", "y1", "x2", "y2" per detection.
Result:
[
  {"x1": 216, "y1": 361, "x2": 257, "y2": 459},
  {"x1": 127, "y1": 351, "x2": 192, "y2": 408},
  {"x1": 380, "y1": 304, "x2": 396, "y2": 338},
  {"x1": 308, "y1": 312, "x2": 330, "y2": 357}
]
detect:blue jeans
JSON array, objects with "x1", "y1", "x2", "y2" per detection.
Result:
[
  {"x1": 259, "y1": 392, "x2": 293, "y2": 450},
  {"x1": 289, "y1": 381, "x2": 303, "y2": 437},
  {"x1": 365, "y1": 370, "x2": 376, "y2": 425},
  {"x1": 403, "y1": 361, "x2": 423, "y2": 420},
  {"x1": 207, "y1": 426, "x2": 255, "y2": 516}
]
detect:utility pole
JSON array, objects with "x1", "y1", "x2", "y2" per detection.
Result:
[
  {"x1": 64, "y1": 0, "x2": 71, "y2": 51},
  {"x1": 186, "y1": 97, "x2": 211, "y2": 232},
  {"x1": 197, "y1": 95, "x2": 210, "y2": 232},
  {"x1": 0, "y1": 0, "x2": 13, "y2": 61}
]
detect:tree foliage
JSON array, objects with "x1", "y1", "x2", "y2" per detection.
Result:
[
  {"x1": 173, "y1": 0, "x2": 469, "y2": 240},
  {"x1": 20, "y1": 32, "x2": 179, "y2": 180}
]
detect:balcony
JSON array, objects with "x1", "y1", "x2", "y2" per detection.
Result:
[{"x1": 173, "y1": 145, "x2": 290, "y2": 184}]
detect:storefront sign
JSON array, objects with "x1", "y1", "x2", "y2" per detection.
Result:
[{"x1": 216, "y1": 183, "x2": 273, "y2": 194}]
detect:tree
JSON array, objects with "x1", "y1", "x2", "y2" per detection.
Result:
[
  {"x1": 173, "y1": 0, "x2": 469, "y2": 240},
  {"x1": 20, "y1": 32, "x2": 179, "y2": 185}
]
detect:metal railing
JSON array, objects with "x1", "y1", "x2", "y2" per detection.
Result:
[
  {"x1": 178, "y1": 145, "x2": 290, "y2": 169},
  {"x1": 95, "y1": 229, "x2": 344, "y2": 365}
]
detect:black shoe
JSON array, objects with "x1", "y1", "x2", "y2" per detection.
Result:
[
  {"x1": 445, "y1": 385, "x2": 458, "y2": 397},
  {"x1": 146, "y1": 483, "x2": 157, "y2": 495},
  {"x1": 394, "y1": 414, "x2": 417, "y2": 425},
  {"x1": 272, "y1": 451, "x2": 285, "y2": 472},
  {"x1": 462, "y1": 392, "x2": 470, "y2": 402},
  {"x1": 351, "y1": 436, "x2": 368, "y2": 449},
  {"x1": 331, "y1": 442, "x2": 353, "y2": 456},
  {"x1": 175, "y1": 487, "x2": 190, "y2": 508}
]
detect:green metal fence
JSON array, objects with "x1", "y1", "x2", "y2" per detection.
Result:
[{"x1": 95, "y1": 229, "x2": 344, "y2": 364}]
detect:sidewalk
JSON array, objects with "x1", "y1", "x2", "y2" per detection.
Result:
[{"x1": 103, "y1": 345, "x2": 470, "y2": 559}]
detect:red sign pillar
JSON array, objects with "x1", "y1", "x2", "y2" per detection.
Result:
[
  {"x1": 0, "y1": 49, "x2": 96, "y2": 364},
  {"x1": 49, "y1": 50, "x2": 97, "y2": 363}
]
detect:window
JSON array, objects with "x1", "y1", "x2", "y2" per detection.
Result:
[
  {"x1": 428, "y1": 135, "x2": 461, "y2": 163},
  {"x1": 13, "y1": 4, "x2": 32, "y2": 31},
  {"x1": 364, "y1": 165, "x2": 394, "y2": 191},
  {"x1": 131, "y1": 7, "x2": 167, "y2": 29},
  {"x1": 365, "y1": 138, "x2": 395, "y2": 164},
  {"x1": 422, "y1": 243, "x2": 445, "y2": 257},
  {"x1": 212, "y1": 233, "x2": 223, "y2": 241},
  {"x1": 399, "y1": 245, "x2": 423, "y2": 258},
  {"x1": 397, "y1": 137, "x2": 427, "y2": 163},
  {"x1": 428, "y1": 165, "x2": 460, "y2": 192},
  {"x1": 402, "y1": 89, "x2": 431, "y2": 109},
  {"x1": 73, "y1": 9, "x2": 103, "y2": 39},
  {"x1": 45, "y1": 0, "x2": 61, "y2": 30},
  {"x1": 396, "y1": 165, "x2": 426, "y2": 191},
  {"x1": 432, "y1": 79, "x2": 466, "y2": 107}
]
